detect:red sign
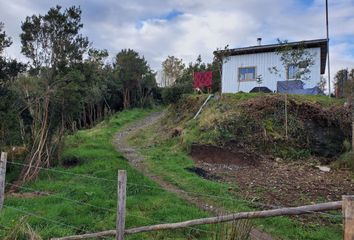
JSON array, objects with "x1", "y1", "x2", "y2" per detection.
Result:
[{"x1": 193, "y1": 71, "x2": 213, "y2": 89}]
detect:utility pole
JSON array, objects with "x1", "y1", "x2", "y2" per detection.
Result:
[{"x1": 326, "y1": 0, "x2": 331, "y2": 97}]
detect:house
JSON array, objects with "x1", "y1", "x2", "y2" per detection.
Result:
[{"x1": 215, "y1": 39, "x2": 328, "y2": 94}]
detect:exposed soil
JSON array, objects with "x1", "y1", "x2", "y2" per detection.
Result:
[
  {"x1": 191, "y1": 144, "x2": 257, "y2": 166},
  {"x1": 191, "y1": 145, "x2": 354, "y2": 208},
  {"x1": 113, "y1": 112, "x2": 275, "y2": 240}
]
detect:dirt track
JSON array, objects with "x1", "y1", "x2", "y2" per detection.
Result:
[{"x1": 113, "y1": 111, "x2": 275, "y2": 240}]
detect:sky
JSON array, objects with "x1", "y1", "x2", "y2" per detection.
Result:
[{"x1": 1, "y1": 0, "x2": 354, "y2": 85}]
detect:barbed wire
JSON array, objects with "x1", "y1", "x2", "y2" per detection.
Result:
[
  {"x1": 3, "y1": 205, "x2": 81, "y2": 231},
  {"x1": 6, "y1": 161, "x2": 343, "y2": 219},
  {"x1": 4, "y1": 183, "x2": 215, "y2": 235},
  {"x1": 7, "y1": 161, "x2": 117, "y2": 183}
]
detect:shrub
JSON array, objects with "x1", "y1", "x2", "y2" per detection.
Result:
[
  {"x1": 161, "y1": 82, "x2": 193, "y2": 104},
  {"x1": 333, "y1": 151, "x2": 354, "y2": 171}
]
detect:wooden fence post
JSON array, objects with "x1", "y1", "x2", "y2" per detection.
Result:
[
  {"x1": 343, "y1": 195, "x2": 354, "y2": 240},
  {"x1": 116, "y1": 170, "x2": 127, "y2": 240},
  {"x1": 0, "y1": 152, "x2": 8, "y2": 212}
]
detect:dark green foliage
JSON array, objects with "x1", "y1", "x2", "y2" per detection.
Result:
[
  {"x1": 20, "y1": 5, "x2": 89, "y2": 72},
  {"x1": 162, "y1": 82, "x2": 193, "y2": 104},
  {"x1": 0, "y1": 22, "x2": 26, "y2": 148},
  {"x1": 112, "y1": 49, "x2": 158, "y2": 108},
  {"x1": 334, "y1": 69, "x2": 349, "y2": 98}
]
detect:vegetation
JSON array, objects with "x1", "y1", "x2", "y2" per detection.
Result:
[
  {"x1": 161, "y1": 55, "x2": 221, "y2": 103},
  {"x1": 344, "y1": 69, "x2": 354, "y2": 149},
  {"x1": 161, "y1": 56, "x2": 185, "y2": 86},
  {"x1": 1, "y1": 109, "x2": 213, "y2": 239},
  {"x1": 0, "y1": 5, "x2": 160, "y2": 185},
  {"x1": 268, "y1": 39, "x2": 316, "y2": 140},
  {"x1": 128, "y1": 96, "x2": 343, "y2": 239},
  {"x1": 156, "y1": 93, "x2": 349, "y2": 160}
]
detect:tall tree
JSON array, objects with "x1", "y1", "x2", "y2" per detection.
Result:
[
  {"x1": 0, "y1": 22, "x2": 26, "y2": 148},
  {"x1": 162, "y1": 56, "x2": 185, "y2": 86},
  {"x1": 15, "y1": 5, "x2": 89, "y2": 184},
  {"x1": 335, "y1": 69, "x2": 349, "y2": 98},
  {"x1": 113, "y1": 49, "x2": 154, "y2": 108},
  {"x1": 344, "y1": 69, "x2": 354, "y2": 150},
  {"x1": 21, "y1": 5, "x2": 89, "y2": 73},
  {"x1": 269, "y1": 39, "x2": 315, "y2": 140}
]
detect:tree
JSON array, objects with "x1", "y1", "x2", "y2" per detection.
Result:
[
  {"x1": 14, "y1": 5, "x2": 90, "y2": 185},
  {"x1": 162, "y1": 56, "x2": 185, "y2": 86},
  {"x1": 113, "y1": 49, "x2": 154, "y2": 108},
  {"x1": 0, "y1": 22, "x2": 26, "y2": 149},
  {"x1": 21, "y1": 5, "x2": 89, "y2": 73},
  {"x1": 334, "y1": 69, "x2": 349, "y2": 98},
  {"x1": 318, "y1": 76, "x2": 327, "y2": 93},
  {"x1": 269, "y1": 39, "x2": 315, "y2": 140},
  {"x1": 344, "y1": 69, "x2": 354, "y2": 150}
]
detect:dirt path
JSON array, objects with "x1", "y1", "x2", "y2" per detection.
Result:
[{"x1": 113, "y1": 111, "x2": 275, "y2": 240}]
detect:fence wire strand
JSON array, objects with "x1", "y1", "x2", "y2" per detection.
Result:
[
  {"x1": 3, "y1": 205, "x2": 81, "y2": 231},
  {"x1": 6, "y1": 160, "x2": 343, "y2": 219},
  {"x1": 4, "y1": 183, "x2": 215, "y2": 235}
]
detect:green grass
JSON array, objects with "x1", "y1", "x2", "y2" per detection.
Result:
[
  {"x1": 128, "y1": 109, "x2": 343, "y2": 240},
  {"x1": 0, "y1": 109, "x2": 213, "y2": 239}
]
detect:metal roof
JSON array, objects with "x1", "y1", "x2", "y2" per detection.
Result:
[{"x1": 214, "y1": 39, "x2": 328, "y2": 74}]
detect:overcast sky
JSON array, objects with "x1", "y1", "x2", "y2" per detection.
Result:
[{"x1": 1, "y1": 0, "x2": 354, "y2": 82}]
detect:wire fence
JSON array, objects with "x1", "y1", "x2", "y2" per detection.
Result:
[
  {"x1": 1, "y1": 160, "x2": 345, "y2": 240},
  {"x1": 5, "y1": 160, "x2": 343, "y2": 218},
  {"x1": 3, "y1": 161, "x2": 219, "y2": 237}
]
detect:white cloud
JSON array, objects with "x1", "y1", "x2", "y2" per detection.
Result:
[{"x1": 0, "y1": 0, "x2": 353, "y2": 81}]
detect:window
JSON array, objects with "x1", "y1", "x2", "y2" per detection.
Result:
[
  {"x1": 287, "y1": 64, "x2": 298, "y2": 80},
  {"x1": 239, "y1": 67, "x2": 256, "y2": 81}
]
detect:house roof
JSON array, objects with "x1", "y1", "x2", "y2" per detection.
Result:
[{"x1": 214, "y1": 39, "x2": 328, "y2": 74}]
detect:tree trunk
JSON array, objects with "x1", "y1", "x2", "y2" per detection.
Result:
[
  {"x1": 123, "y1": 88, "x2": 130, "y2": 109},
  {"x1": 11, "y1": 89, "x2": 53, "y2": 190}
]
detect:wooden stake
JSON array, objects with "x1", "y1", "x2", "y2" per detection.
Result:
[
  {"x1": 116, "y1": 170, "x2": 127, "y2": 240},
  {"x1": 0, "y1": 152, "x2": 8, "y2": 212},
  {"x1": 343, "y1": 195, "x2": 354, "y2": 240}
]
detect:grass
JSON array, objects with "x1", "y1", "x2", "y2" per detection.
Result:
[
  {"x1": 0, "y1": 109, "x2": 214, "y2": 239},
  {"x1": 128, "y1": 103, "x2": 343, "y2": 240}
]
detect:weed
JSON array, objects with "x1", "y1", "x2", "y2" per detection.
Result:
[{"x1": 4, "y1": 217, "x2": 42, "y2": 240}]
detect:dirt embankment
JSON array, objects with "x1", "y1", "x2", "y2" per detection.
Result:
[
  {"x1": 191, "y1": 144, "x2": 354, "y2": 209},
  {"x1": 164, "y1": 94, "x2": 354, "y2": 216},
  {"x1": 165, "y1": 94, "x2": 351, "y2": 160}
]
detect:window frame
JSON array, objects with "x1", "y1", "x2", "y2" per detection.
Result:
[{"x1": 238, "y1": 66, "x2": 257, "y2": 82}]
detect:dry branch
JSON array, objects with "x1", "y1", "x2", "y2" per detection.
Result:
[{"x1": 51, "y1": 200, "x2": 342, "y2": 240}]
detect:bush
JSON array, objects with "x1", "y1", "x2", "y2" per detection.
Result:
[
  {"x1": 161, "y1": 82, "x2": 193, "y2": 104},
  {"x1": 333, "y1": 151, "x2": 354, "y2": 171}
]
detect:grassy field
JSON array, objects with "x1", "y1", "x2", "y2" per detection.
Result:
[
  {"x1": 128, "y1": 96, "x2": 344, "y2": 240},
  {"x1": 0, "y1": 109, "x2": 213, "y2": 239},
  {"x1": 0, "y1": 101, "x2": 345, "y2": 240}
]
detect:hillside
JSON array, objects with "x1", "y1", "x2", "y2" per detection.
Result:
[
  {"x1": 0, "y1": 110, "x2": 211, "y2": 239},
  {"x1": 127, "y1": 93, "x2": 353, "y2": 240},
  {"x1": 162, "y1": 93, "x2": 350, "y2": 160}
]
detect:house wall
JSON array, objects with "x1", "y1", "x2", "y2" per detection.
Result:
[{"x1": 221, "y1": 47, "x2": 321, "y2": 93}]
